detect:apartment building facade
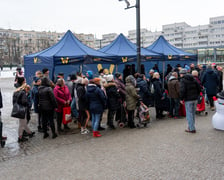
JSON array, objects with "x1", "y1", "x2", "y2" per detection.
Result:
[
  {"x1": 0, "y1": 29, "x2": 95, "y2": 66},
  {"x1": 1, "y1": 15, "x2": 224, "y2": 66}
]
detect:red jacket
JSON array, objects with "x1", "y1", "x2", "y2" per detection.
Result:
[{"x1": 53, "y1": 85, "x2": 72, "y2": 113}]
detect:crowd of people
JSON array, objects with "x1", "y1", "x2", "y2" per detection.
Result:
[{"x1": 10, "y1": 62, "x2": 223, "y2": 143}]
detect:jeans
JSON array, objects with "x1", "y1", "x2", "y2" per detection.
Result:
[
  {"x1": 91, "y1": 113, "x2": 101, "y2": 131},
  {"x1": 71, "y1": 98, "x2": 79, "y2": 118},
  {"x1": 169, "y1": 98, "x2": 180, "y2": 117},
  {"x1": 185, "y1": 100, "x2": 197, "y2": 131}
]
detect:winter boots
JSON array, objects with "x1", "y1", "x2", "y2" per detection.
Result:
[{"x1": 92, "y1": 131, "x2": 101, "y2": 137}]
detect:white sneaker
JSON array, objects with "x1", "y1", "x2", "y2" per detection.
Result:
[
  {"x1": 81, "y1": 129, "x2": 88, "y2": 135},
  {"x1": 84, "y1": 128, "x2": 89, "y2": 133}
]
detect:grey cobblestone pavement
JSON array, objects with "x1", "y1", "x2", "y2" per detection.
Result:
[{"x1": 0, "y1": 77, "x2": 224, "y2": 179}]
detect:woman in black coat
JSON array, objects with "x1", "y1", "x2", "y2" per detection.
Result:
[
  {"x1": 38, "y1": 77, "x2": 58, "y2": 139},
  {"x1": 105, "y1": 75, "x2": 120, "y2": 129},
  {"x1": 12, "y1": 78, "x2": 35, "y2": 142}
]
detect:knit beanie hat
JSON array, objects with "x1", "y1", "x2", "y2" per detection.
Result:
[{"x1": 87, "y1": 70, "x2": 93, "y2": 80}]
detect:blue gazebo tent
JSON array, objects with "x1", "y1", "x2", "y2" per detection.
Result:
[
  {"x1": 146, "y1": 35, "x2": 197, "y2": 62},
  {"x1": 24, "y1": 30, "x2": 114, "y2": 84},
  {"x1": 99, "y1": 33, "x2": 162, "y2": 64}
]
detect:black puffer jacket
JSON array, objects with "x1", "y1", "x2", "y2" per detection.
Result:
[
  {"x1": 105, "y1": 82, "x2": 120, "y2": 110},
  {"x1": 13, "y1": 90, "x2": 27, "y2": 106},
  {"x1": 38, "y1": 85, "x2": 57, "y2": 111},
  {"x1": 180, "y1": 74, "x2": 201, "y2": 101}
]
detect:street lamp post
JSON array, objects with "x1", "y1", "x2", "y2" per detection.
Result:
[{"x1": 119, "y1": 0, "x2": 141, "y2": 73}]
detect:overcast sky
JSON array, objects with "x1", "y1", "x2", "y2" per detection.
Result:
[{"x1": 1, "y1": 0, "x2": 224, "y2": 38}]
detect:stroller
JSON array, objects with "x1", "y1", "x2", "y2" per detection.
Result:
[
  {"x1": 135, "y1": 102, "x2": 150, "y2": 128},
  {"x1": 196, "y1": 89, "x2": 208, "y2": 115}
]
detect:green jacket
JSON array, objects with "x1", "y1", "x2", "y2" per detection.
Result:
[{"x1": 125, "y1": 82, "x2": 139, "y2": 110}]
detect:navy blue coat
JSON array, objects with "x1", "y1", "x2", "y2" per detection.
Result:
[
  {"x1": 136, "y1": 77, "x2": 151, "y2": 106},
  {"x1": 202, "y1": 69, "x2": 219, "y2": 96},
  {"x1": 152, "y1": 78, "x2": 164, "y2": 108},
  {"x1": 86, "y1": 84, "x2": 106, "y2": 114}
]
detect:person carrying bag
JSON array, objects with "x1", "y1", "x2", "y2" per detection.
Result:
[{"x1": 11, "y1": 77, "x2": 35, "y2": 143}]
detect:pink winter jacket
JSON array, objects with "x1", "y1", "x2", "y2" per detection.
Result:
[{"x1": 53, "y1": 85, "x2": 72, "y2": 113}]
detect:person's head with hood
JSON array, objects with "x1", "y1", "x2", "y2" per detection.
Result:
[
  {"x1": 41, "y1": 77, "x2": 51, "y2": 87},
  {"x1": 125, "y1": 75, "x2": 136, "y2": 87},
  {"x1": 86, "y1": 70, "x2": 93, "y2": 80},
  {"x1": 179, "y1": 68, "x2": 187, "y2": 77}
]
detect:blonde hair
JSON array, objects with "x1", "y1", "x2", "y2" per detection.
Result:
[
  {"x1": 192, "y1": 70, "x2": 198, "y2": 77},
  {"x1": 153, "y1": 72, "x2": 160, "y2": 79},
  {"x1": 15, "y1": 83, "x2": 27, "y2": 92}
]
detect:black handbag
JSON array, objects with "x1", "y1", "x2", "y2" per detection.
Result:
[{"x1": 11, "y1": 91, "x2": 26, "y2": 119}]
